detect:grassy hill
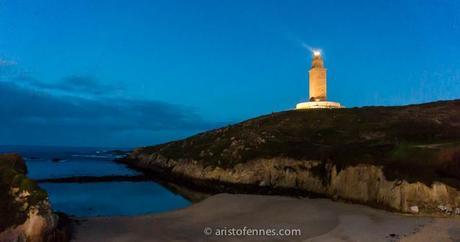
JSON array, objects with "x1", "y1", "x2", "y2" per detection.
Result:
[
  {"x1": 134, "y1": 99, "x2": 460, "y2": 188},
  {"x1": 124, "y1": 100, "x2": 460, "y2": 214}
]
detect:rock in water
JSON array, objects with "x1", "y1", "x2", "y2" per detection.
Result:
[
  {"x1": 410, "y1": 206, "x2": 419, "y2": 214},
  {"x1": 0, "y1": 154, "x2": 70, "y2": 242}
]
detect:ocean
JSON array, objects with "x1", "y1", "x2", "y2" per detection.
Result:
[{"x1": 0, "y1": 146, "x2": 191, "y2": 217}]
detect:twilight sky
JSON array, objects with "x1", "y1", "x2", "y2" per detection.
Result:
[{"x1": 0, "y1": 0, "x2": 459, "y2": 147}]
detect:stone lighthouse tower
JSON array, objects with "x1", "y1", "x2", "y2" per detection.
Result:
[
  {"x1": 309, "y1": 51, "x2": 327, "y2": 101},
  {"x1": 296, "y1": 50, "x2": 343, "y2": 109}
]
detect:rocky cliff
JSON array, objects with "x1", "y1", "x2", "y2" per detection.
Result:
[
  {"x1": 123, "y1": 99, "x2": 460, "y2": 215},
  {"x1": 0, "y1": 154, "x2": 69, "y2": 242}
]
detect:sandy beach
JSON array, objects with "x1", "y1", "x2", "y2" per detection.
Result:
[{"x1": 72, "y1": 193, "x2": 460, "y2": 241}]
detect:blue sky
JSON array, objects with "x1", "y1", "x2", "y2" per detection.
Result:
[{"x1": 0, "y1": 0, "x2": 459, "y2": 147}]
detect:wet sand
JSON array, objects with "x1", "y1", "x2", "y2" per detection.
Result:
[{"x1": 73, "y1": 194, "x2": 460, "y2": 241}]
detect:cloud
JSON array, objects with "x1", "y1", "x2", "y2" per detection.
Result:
[
  {"x1": 0, "y1": 59, "x2": 17, "y2": 67},
  {"x1": 1, "y1": 81, "x2": 209, "y2": 127},
  {"x1": 54, "y1": 75, "x2": 122, "y2": 94},
  {"x1": 0, "y1": 59, "x2": 19, "y2": 80},
  {"x1": 9, "y1": 73, "x2": 122, "y2": 96},
  {"x1": 0, "y1": 62, "x2": 222, "y2": 147},
  {"x1": 1, "y1": 61, "x2": 122, "y2": 96}
]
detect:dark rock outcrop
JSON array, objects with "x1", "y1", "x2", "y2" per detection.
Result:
[
  {"x1": 0, "y1": 154, "x2": 70, "y2": 242},
  {"x1": 123, "y1": 99, "x2": 460, "y2": 215}
]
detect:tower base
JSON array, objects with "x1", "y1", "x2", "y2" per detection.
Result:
[{"x1": 295, "y1": 101, "x2": 344, "y2": 109}]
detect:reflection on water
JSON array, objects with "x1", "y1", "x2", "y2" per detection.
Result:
[
  {"x1": 26, "y1": 158, "x2": 139, "y2": 180},
  {"x1": 0, "y1": 146, "x2": 194, "y2": 217},
  {"x1": 41, "y1": 181, "x2": 191, "y2": 217},
  {"x1": 158, "y1": 181, "x2": 210, "y2": 203}
]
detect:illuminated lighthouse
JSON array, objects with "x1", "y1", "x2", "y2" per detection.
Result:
[{"x1": 296, "y1": 50, "x2": 343, "y2": 109}]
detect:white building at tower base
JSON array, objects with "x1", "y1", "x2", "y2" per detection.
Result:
[{"x1": 296, "y1": 101, "x2": 343, "y2": 109}]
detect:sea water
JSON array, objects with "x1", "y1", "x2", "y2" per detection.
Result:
[{"x1": 0, "y1": 146, "x2": 191, "y2": 217}]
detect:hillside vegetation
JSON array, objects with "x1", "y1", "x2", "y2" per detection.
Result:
[
  {"x1": 135, "y1": 100, "x2": 460, "y2": 187},
  {"x1": 0, "y1": 154, "x2": 70, "y2": 242},
  {"x1": 0, "y1": 154, "x2": 47, "y2": 231},
  {"x1": 125, "y1": 100, "x2": 460, "y2": 214}
]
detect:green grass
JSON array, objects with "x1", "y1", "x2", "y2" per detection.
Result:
[
  {"x1": 134, "y1": 99, "x2": 460, "y2": 188},
  {"x1": 0, "y1": 154, "x2": 49, "y2": 232}
]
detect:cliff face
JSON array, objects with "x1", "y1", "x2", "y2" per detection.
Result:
[
  {"x1": 0, "y1": 154, "x2": 68, "y2": 242},
  {"x1": 124, "y1": 100, "x2": 460, "y2": 215}
]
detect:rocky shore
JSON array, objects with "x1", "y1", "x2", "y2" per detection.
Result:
[
  {"x1": 123, "y1": 99, "x2": 460, "y2": 215},
  {"x1": 0, "y1": 154, "x2": 70, "y2": 242}
]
